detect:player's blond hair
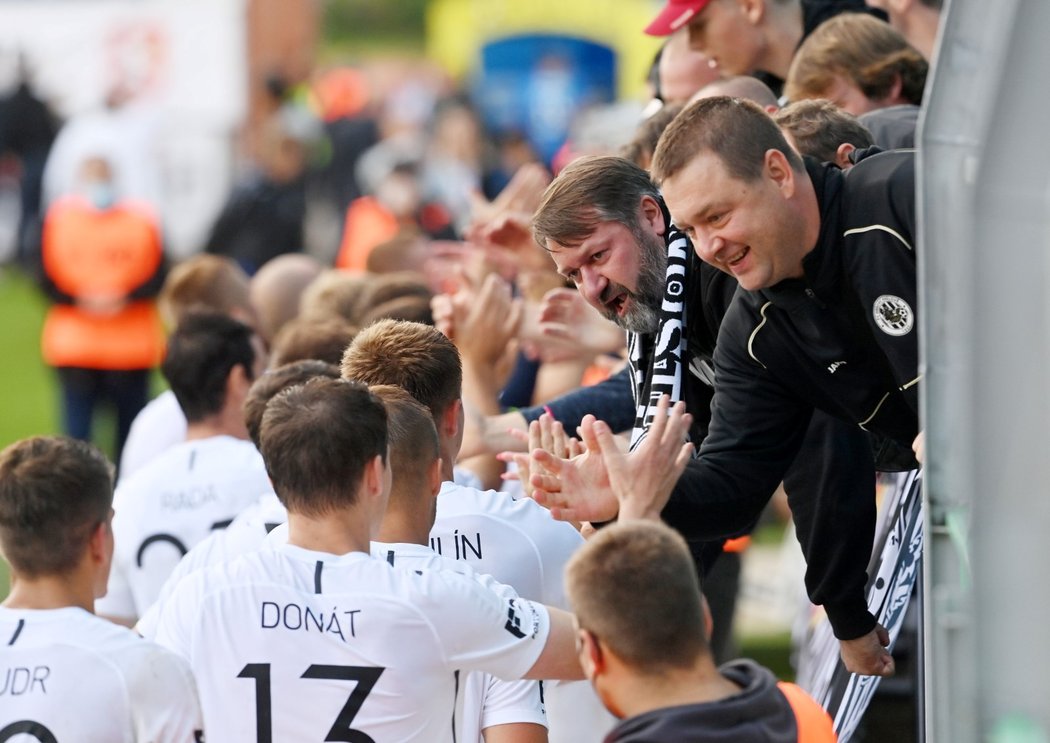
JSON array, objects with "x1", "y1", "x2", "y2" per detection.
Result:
[{"x1": 341, "y1": 320, "x2": 461, "y2": 422}]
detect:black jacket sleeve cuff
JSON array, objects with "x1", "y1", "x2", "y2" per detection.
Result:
[{"x1": 824, "y1": 598, "x2": 877, "y2": 641}]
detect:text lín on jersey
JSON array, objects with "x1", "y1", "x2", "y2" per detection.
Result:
[{"x1": 429, "y1": 529, "x2": 483, "y2": 561}]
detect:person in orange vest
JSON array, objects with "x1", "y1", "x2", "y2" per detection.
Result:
[
  {"x1": 566, "y1": 520, "x2": 836, "y2": 743},
  {"x1": 334, "y1": 161, "x2": 454, "y2": 272},
  {"x1": 37, "y1": 154, "x2": 166, "y2": 464}
]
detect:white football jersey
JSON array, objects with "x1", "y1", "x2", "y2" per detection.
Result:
[
  {"x1": 372, "y1": 542, "x2": 547, "y2": 742},
  {"x1": 98, "y1": 435, "x2": 272, "y2": 622},
  {"x1": 143, "y1": 517, "x2": 543, "y2": 743},
  {"x1": 431, "y1": 483, "x2": 617, "y2": 743},
  {"x1": 118, "y1": 390, "x2": 187, "y2": 480},
  {"x1": 137, "y1": 492, "x2": 287, "y2": 638},
  {"x1": 431, "y1": 481, "x2": 583, "y2": 610},
  {"x1": 0, "y1": 606, "x2": 203, "y2": 742},
  {"x1": 152, "y1": 543, "x2": 550, "y2": 743}
]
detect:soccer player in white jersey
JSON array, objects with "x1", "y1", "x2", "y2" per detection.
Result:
[
  {"x1": 342, "y1": 320, "x2": 585, "y2": 607},
  {"x1": 369, "y1": 385, "x2": 548, "y2": 742},
  {"x1": 152, "y1": 378, "x2": 582, "y2": 742},
  {"x1": 98, "y1": 311, "x2": 271, "y2": 625},
  {"x1": 0, "y1": 436, "x2": 203, "y2": 742},
  {"x1": 342, "y1": 320, "x2": 614, "y2": 741},
  {"x1": 136, "y1": 359, "x2": 342, "y2": 636},
  {"x1": 120, "y1": 255, "x2": 257, "y2": 479},
  {"x1": 141, "y1": 365, "x2": 548, "y2": 742}
]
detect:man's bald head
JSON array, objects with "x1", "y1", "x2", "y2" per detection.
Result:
[
  {"x1": 249, "y1": 253, "x2": 324, "y2": 344},
  {"x1": 690, "y1": 75, "x2": 780, "y2": 112}
]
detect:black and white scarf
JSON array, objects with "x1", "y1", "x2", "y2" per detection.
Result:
[{"x1": 627, "y1": 227, "x2": 691, "y2": 452}]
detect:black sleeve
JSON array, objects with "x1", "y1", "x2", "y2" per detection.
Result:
[
  {"x1": 659, "y1": 315, "x2": 879, "y2": 639},
  {"x1": 660, "y1": 320, "x2": 812, "y2": 541},
  {"x1": 783, "y1": 412, "x2": 877, "y2": 640}
]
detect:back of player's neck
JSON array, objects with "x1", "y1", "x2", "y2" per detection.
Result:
[
  {"x1": 287, "y1": 510, "x2": 371, "y2": 556},
  {"x1": 375, "y1": 509, "x2": 429, "y2": 547},
  {"x1": 184, "y1": 415, "x2": 246, "y2": 443},
  {"x1": 3, "y1": 575, "x2": 93, "y2": 614}
]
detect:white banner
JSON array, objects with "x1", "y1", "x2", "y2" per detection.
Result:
[
  {"x1": 0, "y1": 0, "x2": 247, "y2": 257},
  {"x1": 796, "y1": 469, "x2": 924, "y2": 743}
]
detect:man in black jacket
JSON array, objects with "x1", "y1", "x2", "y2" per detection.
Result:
[
  {"x1": 532, "y1": 98, "x2": 921, "y2": 676},
  {"x1": 532, "y1": 153, "x2": 891, "y2": 676}
]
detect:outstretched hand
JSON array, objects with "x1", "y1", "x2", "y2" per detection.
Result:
[
  {"x1": 530, "y1": 414, "x2": 618, "y2": 524},
  {"x1": 592, "y1": 395, "x2": 693, "y2": 522},
  {"x1": 529, "y1": 396, "x2": 693, "y2": 524}
]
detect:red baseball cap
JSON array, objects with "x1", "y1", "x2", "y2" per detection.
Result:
[{"x1": 644, "y1": 0, "x2": 713, "y2": 36}]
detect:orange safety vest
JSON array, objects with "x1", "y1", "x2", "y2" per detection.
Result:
[
  {"x1": 777, "y1": 681, "x2": 838, "y2": 741},
  {"x1": 334, "y1": 195, "x2": 400, "y2": 272},
  {"x1": 41, "y1": 196, "x2": 165, "y2": 370}
]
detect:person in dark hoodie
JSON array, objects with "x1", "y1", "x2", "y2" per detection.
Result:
[{"x1": 565, "y1": 520, "x2": 835, "y2": 742}]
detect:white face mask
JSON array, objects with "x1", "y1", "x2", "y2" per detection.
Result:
[{"x1": 87, "y1": 182, "x2": 117, "y2": 210}]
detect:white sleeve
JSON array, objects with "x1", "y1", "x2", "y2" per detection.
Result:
[
  {"x1": 468, "y1": 568, "x2": 523, "y2": 603},
  {"x1": 481, "y1": 675, "x2": 548, "y2": 731},
  {"x1": 527, "y1": 508, "x2": 583, "y2": 611},
  {"x1": 135, "y1": 601, "x2": 161, "y2": 640},
  {"x1": 151, "y1": 572, "x2": 204, "y2": 662},
  {"x1": 417, "y1": 570, "x2": 550, "y2": 681},
  {"x1": 137, "y1": 532, "x2": 219, "y2": 639},
  {"x1": 127, "y1": 643, "x2": 205, "y2": 743}
]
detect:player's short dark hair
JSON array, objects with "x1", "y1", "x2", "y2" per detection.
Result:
[
  {"x1": 244, "y1": 360, "x2": 341, "y2": 448},
  {"x1": 260, "y1": 378, "x2": 387, "y2": 516},
  {"x1": 369, "y1": 385, "x2": 439, "y2": 514},
  {"x1": 651, "y1": 96, "x2": 804, "y2": 185},
  {"x1": 341, "y1": 319, "x2": 461, "y2": 421},
  {"x1": 161, "y1": 311, "x2": 258, "y2": 423},
  {"x1": 0, "y1": 436, "x2": 114, "y2": 578},
  {"x1": 532, "y1": 156, "x2": 660, "y2": 250},
  {"x1": 566, "y1": 521, "x2": 708, "y2": 674}
]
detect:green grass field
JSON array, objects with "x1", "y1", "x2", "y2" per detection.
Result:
[
  {"x1": 0, "y1": 266, "x2": 58, "y2": 447},
  {"x1": 0, "y1": 266, "x2": 60, "y2": 595}
]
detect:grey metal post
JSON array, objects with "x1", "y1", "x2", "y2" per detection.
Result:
[{"x1": 920, "y1": 0, "x2": 1050, "y2": 739}]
